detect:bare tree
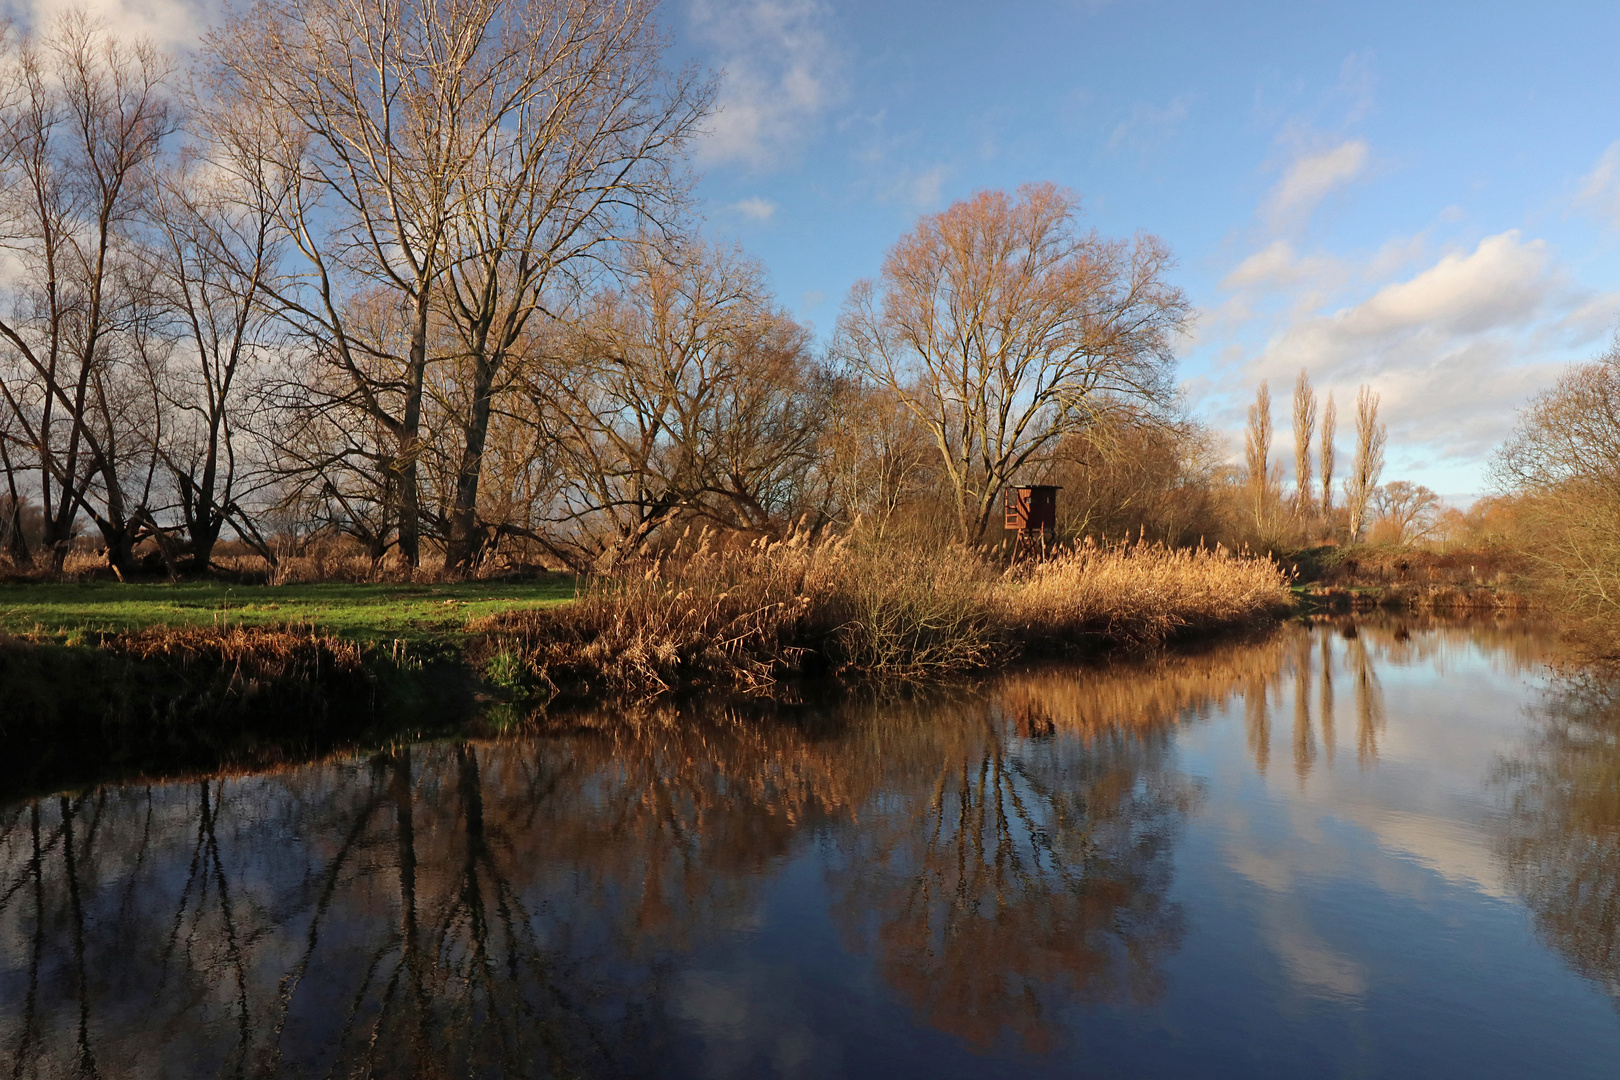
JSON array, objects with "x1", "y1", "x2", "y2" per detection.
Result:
[
  {"x1": 1319, "y1": 391, "x2": 1336, "y2": 518},
  {"x1": 204, "y1": 0, "x2": 475, "y2": 566},
  {"x1": 836, "y1": 184, "x2": 1189, "y2": 541},
  {"x1": 430, "y1": 2, "x2": 709, "y2": 569},
  {"x1": 1292, "y1": 369, "x2": 1315, "y2": 519},
  {"x1": 0, "y1": 405, "x2": 31, "y2": 564},
  {"x1": 144, "y1": 99, "x2": 288, "y2": 569},
  {"x1": 1046, "y1": 416, "x2": 1224, "y2": 547},
  {"x1": 528, "y1": 238, "x2": 821, "y2": 567},
  {"x1": 1493, "y1": 342, "x2": 1620, "y2": 624},
  {"x1": 1371, "y1": 480, "x2": 1440, "y2": 545},
  {"x1": 818, "y1": 375, "x2": 935, "y2": 538},
  {"x1": 254, "y1": 319, "x2": 408, "y2": 565},
  {"x1": 206, "y1": 0, "x2": 708, "y2": 569},
  {"x1": 1344, "y1": 385, "x2": 1386, "y2": 542},
  {"x1": 0, "y1": 17, "x2": 176, "y2": 576}
]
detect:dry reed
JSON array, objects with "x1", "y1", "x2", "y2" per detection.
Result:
[
  {"x1": 473, "y1": 531, "x2": 1291, "y2": 699},
  {"x1": 1000, "y1": 540, "x2": 1294, "y2": 650}
]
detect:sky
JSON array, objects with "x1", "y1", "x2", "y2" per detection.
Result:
[
  {"x1": 662, "y1": 0, "x2": 1620, "y2": 500},
  {"x1": 26, "y1": 0, "x2": 1620, "y2": 499}
]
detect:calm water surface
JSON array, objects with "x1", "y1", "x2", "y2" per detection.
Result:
[{"x1": 3, "y1": 618, "x2": 1619, "y2": 1078}]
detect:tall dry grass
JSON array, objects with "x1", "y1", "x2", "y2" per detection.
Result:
[
  {"x1": 1000, "y1": 541, "x2": 1294, "y2": 650},
  {"x1": 472, "y1": 530, "x2": 1010, "y2": 697},
  {"x1": 472, "y1": 531, "x2": 1291, "y2": 699}
]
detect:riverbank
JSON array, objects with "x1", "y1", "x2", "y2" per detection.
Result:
[
  {"x1": 1296, "y1": 581, "x2": 1535, "y2": 613},
  {"x1": 0, "y1": 538, "x2": 1292, "y2": 793}
]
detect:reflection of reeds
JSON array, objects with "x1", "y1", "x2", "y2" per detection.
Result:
[
  {"x1": 986, "y1": 629, "x2": 1299, "y2": 745},
  {"x1": 0, "y1": 616, "x2": 1568, "y2": 1074}
]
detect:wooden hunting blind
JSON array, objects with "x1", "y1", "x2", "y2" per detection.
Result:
[{"x1": 1004, "y1": 485, "x2": 1059, "y2": 536}]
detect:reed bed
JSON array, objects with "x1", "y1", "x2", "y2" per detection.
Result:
[
  {"x1": 999, "y1": 541, "x2": 1293, "y2": 650},
  {"x1": 472, "y1": 532, "x2": 1291, "y2": 699}
]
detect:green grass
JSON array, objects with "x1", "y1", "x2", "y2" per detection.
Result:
[{"x1": 0, "y1": 577, "x2": 578, "y2": 643}]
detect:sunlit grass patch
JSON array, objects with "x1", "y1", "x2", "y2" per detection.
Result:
[{"x1": 0, "y1": 577, "x2": 578, "y2": 642}]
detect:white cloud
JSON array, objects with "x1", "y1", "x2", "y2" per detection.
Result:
[
  {"x1": 689, "y1": 0, "x2": 846, "y2": 170},
  {"x1": 1201, "y1": 180, "x2": 1620, "y2": 495},
  {"x1": 1230, "y1": 231, "x2": 1599, "y2": 466},
  {"x1": 1264, "y1": 140, "x2": 1368, "y2": 231},
  {"x1": 1576, "y1": 142, "x2": 1620, "y2": 226},
  {"x1": 1553, "y1": 290, "x2": 1620, "y2": 344},
  {"x1": 1340, "y1": 231, "x2": 1550, "y2": 337},
  {"x1": 907, "y1": 164, "x2": 949, "y2": 209},
  {"x1": 1224, "y1": 240, "x2": 1343, "y2": 291},
  {"x1": 854, "y1": 161, "x2": 952, "y2": 212},
  {"x1": 24, "y1": 0, "x2": 212, "y2": 49},
  {"x1": 732, "y1": 196, "x2": 778, "y2": 221},
  {"x1": 1106, "y1": 95, "x2": 1190, "y2": 155}
]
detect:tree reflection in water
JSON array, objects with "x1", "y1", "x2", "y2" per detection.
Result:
[
  {"x1": 0, "y1": 618, "x2": 1548, "y2": 1075},
  {"x1": 827, "y1": 703, "x2": 1200, "y2": 1054},
  {"x1": 1499, "y1": 671, "x2": 1620, "y2": 1000}
]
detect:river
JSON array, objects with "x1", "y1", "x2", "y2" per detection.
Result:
[{"x1": 2, "y1": 617, "x2": 1617, "y2": 1078}]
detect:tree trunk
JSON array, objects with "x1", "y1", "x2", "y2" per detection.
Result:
[
  {"x1": 396, "y1": 298, "x2": 431, "y2": 569},
  {"x1": 1, "y1": 441, "x2": 31, "y2": 567},
  {"x1": 445, "y1": 355, "x2": 497, "y2": 570}
]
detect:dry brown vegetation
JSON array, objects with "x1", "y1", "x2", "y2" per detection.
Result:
[
  {"x1": 0, "y1": 623, "x2": 405, "y2": 795},
  {"x1": 1492, "y1": 343, "x2": 1620, "y2": 648},
  {"x1": 470, "y1": 530, "x2": 1291, "y2": 698},
  {"x1": 1006, "y1": 540, "x2": 1291, "y2": 646},
  {"x1": 105, "y1": 623, "x2": 366, "y2": 680}
]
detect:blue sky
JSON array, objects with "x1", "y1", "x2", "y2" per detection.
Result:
[
  {"x1": 47, "y1": 0, "x2": 1620, "y2": 498},
  {"x1": 668, "y1": 0, "x2": 1620, "y2": 498}
]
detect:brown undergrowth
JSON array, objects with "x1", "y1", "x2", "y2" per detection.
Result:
[
  {"x1": 0, "y1": 625, "x2": 445, "y2": 797},
  {"x1": 470, "y1": 531, "x2": 1292, "y2": 699},
  {"x1": 104, "y1": 623, "x2": 368, "y2": 679}
]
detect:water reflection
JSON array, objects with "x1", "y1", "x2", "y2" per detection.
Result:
[
  {"x1": 1499, "y1": 670, "x2": 1620, "y2": 999},
  {"x1": 828, "y1": 706, "x2": 1199, "y2": 1053},
  {"x1": 0, "y1": 615, "x2": 1600, "y2": 1078}
]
